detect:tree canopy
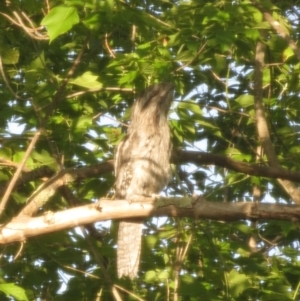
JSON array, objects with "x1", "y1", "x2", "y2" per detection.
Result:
[{"x1": 1, "y1": 0, "x2": 300, "y2": 300}]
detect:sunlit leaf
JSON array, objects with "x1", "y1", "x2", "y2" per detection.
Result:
[
  {"x1": 69, "y1": 72, "x2": 103, "y2": 89},
  {"x1": 235, "y1": 94, "x2": 254, "y2": 107},
  {"x1": 41, "y1": 6, "x2": 79, "y2": 42},
  {"x1": 0, "y1": 283, "x2": 28, "y2": 301},
  {"x1": 228, "y1": 270, "x2": 251, "y2": 297}
]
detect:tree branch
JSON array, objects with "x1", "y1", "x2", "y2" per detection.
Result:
[
  {"x1": 0, "y1": 130, "x2": 42, "y2": 215},
  {"x1": 1, "y1": 196, "x2": 300, "y2": 244},
  {"x1": 6, "y1": 150, "x2": 300, "y2": 200},
  {"x1": 16, "y1": 161, "x2": 114, "y2": 217},
  {"x1": 253, "y1": 37, "x2": 300, "y2": 203},
  {"x1": 6, "y1": 150, "x2": 300, "y2": 219},
  {"x1": 173, "y1": 150, "x2": 300, "y2": 182},
  {"x1": 253, "y1": 1, "x2": 300, "y2": 60}
]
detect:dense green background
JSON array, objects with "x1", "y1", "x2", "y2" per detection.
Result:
[{"x1": 1, "y1": 0, "x2": 300, "y2": 300}]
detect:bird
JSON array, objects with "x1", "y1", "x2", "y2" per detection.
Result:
[{"x1": 114, "y1": 83, "x2": 174, "y2": 279}]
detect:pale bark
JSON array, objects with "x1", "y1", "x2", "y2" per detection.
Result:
[{"x1": 1, "y1": 196, "x2": 300, "y2": 244}]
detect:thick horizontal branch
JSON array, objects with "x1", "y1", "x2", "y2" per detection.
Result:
[
  {"x1": 4, "y1": 151, "x2": 300, "y2": 207},
  {"x1": 15, "y1": 150, "x2": 300, "y2": 202},
  {"x1": 173, "y1": 150, "x2": 300, "y2": 182},
  {"x1": 13, "y1": 150, "x2": 300, "y2": 218},
  {"x1": 1, "y1": 196, "x2": 300, "y2": 244}
]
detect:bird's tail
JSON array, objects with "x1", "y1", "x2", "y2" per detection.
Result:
[{"x1": 117, "y1": 220, "x2": 143, "y2": 279}]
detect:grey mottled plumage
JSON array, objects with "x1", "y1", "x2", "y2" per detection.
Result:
[{"x1": 115, "y1": 83, "x2": 174, "y2": 279}]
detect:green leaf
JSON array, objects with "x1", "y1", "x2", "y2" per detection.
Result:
[
  {"x1": 69, "y1": 72, "x2": 103, "y2": 89},
  {"x1": 0, "y1": 147, "x2": 12, "y2": 159},
  {"x1": 145, "y1": 235, "x2": 158, "y2": 248},
  {"x1": 118, "y1": 71, "x2": 138, "y2": 84},
  {"x1": 137, "y1": 42, "x2": 151, "y2": 50},
  {"x1": 224, "y1": 148, "x2": 251, "y2": 161},
  {"x1": 283, "y1": 46, "x2": 294, "y2": 61},
  {"x1": 228, "y1": 270, "x2": 251, "y2": 297},
  {"x1": 235, "y1": 94, "x2": 254, "y2": 107},
  {"x1": 144, "y1": 270, "x2": 157, "y2": 282},
  {"x1": 41, "y1": 6, "x2": 79, "y2": 42},
  {"x1": 11, "y1": 191, "x2": 27, "y2": 204},
  {"x1": 213, "y1": 54, "x2": 226, "y2": 72},
  {"x1": 0, "y1": 47, "x2": 19, "y2": 64},
  {"x1": 0, "y1": 283, "x2": 28, "y2": 301},
  {"x1": 290, "y1": 145, "x2": 300, "y2": 154},
  {"x1": 177, "y1": 102, "x2": 202, "y2": 116},
  {"x1": 30, "y1": 149, "x2": 56, "y2": 166},
  {"x1": 179, "y1": 274, "x2": 207, "y2": 296},
  {"x1": 72, "y1": 116, "x2": 93, "y2": 133}
]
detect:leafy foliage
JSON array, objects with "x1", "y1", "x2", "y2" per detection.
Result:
[{"x1": 1, "y1": 0, "x2": 300, "y2": 300}]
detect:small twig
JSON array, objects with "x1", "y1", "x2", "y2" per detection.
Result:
[
  {"x1": 21, "y1": 11, "x2": 46, "y2": 38},
  {"x1": 0, "y1": 11, "x2": 21, "y2": 26},
  {"x1": 210, "y1": 70, "x2": 226, "y2": 85},
  {"x1": 51, "y1": 34, "x2": 90, "y2": 106},
  {"x1": 13, "y1": 241, "x2": 25, "y2": 260},
  {"x1": 206, "y1": 105, "x2": 251, "y2": 118},
  {"x1": 45, "y1": 0, "x2": 50, "y2": 13},
  {"x1": 252, "y1": 0, "x2": 300, "y2": 60},
  {"x1": 278, "y1": 82, "x2": 288, "y2": 98},
  {"x1": 13, "y1": 11, "x2": 36, "y2": 33},
  {"x1": 21, "y1": 11, "x2": 36, "y2": 29},
  {"x1": 258, "y1": 232, "x2": 282, "y2": 246},
  {"x1": 65, "y1": 87, "x2": 134, "y2": 99},
  {"x1": 37, "y1": 241, "x2": 101, "y2": 279},
  {"x1": 0, "y1": 158, "x2": 30, "y2": 171},
  {"x1": 82, "y1": 227, "x2": 123, "y2": 301},
  {"x1": 173, "y1": 222, "x2": 193, "y2": 301},
  {"x1": 264, "y1": 62, "x2": 284, "y2": 66},
  {"x1": 180, "y1": 233, "x2": 193, "y2": 260},
  {"x1": 292, "y1": 280, "x2": 300, "y2": 300},
  {"x1": 173, "y1": 220, "x2": 183, "y2": 301},
  {"x1": 0, "y1": 129, "x2": 42, "y2": 215},
  {"x1": 0, "y1": 11, "x2": 48, "y2": 40},
  {"x1": 114, "y1": 285, "x2": 146, "y2": 301},
  {"x1": 104, "y1": 33, "x2": 116, "y2": 58},
  {"x1": 0, "y1": 56, "x2": 28, "y2": 101},
  {"x1": 93, "y1": 113, "x2": 129, "y2": 128},
  {"x1": 166, "y1": 278, "x2": 170, "y2": 301},
  {"x1": 176, "y1": 41, "x2": 207, "y2": 71},
  {"x1": 131, "y1": 25, "x2": 136, "y2": 43}
]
